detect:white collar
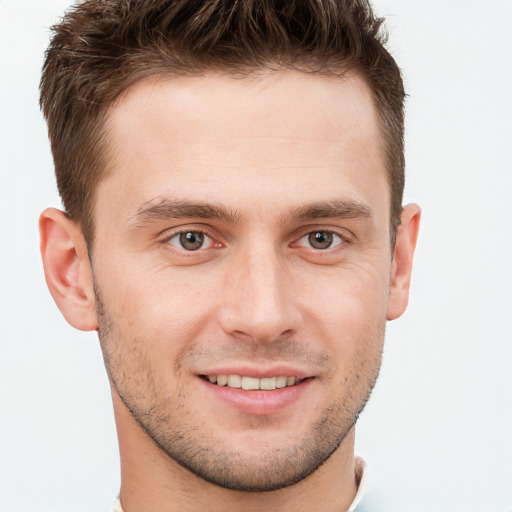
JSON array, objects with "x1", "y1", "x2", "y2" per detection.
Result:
[{"x1": 348, "y1": 455, "x2": 369, "y2": 512}]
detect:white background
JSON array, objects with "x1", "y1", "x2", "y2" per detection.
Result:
[{"x1": 1, "y1": 1, "x2": 511, "y2": 511}]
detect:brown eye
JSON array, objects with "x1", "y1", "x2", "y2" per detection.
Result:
[
  {"x1": 169, "y1": 231, "x2": 207, "y2": 251},
  {"x1": 308, "y1": 231, "x2": 334, "y2": 249},
  {"x1": 299, "y1": 231, "x2": 344, "y2": 250}
]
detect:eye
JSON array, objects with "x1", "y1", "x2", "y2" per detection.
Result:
[
  {"x1": 167, "y1": 231, "x2": 213, "y2": 251},
  {"x1": 299, "y1": 230, "x2": 344, "y2": 250}
]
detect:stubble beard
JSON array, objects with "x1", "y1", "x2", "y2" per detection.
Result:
[{"x1": 94, "y1": 283, "x2": 384, "y2": 493}]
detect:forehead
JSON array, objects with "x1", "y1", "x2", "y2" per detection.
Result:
[
  {"x1": 107, "y1": 69, "x2": 381, "y2": 150},
  {"x1": 99, "y1": 70, "x2": 388, "y2": 222}
]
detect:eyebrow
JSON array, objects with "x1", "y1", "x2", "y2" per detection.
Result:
[
  {"x1": 131, "y1": 198, "x2": 242, "y2": 227},
  {"x1": 288, "y1": 200, "x2": 374, "y2": 222},
  {"x1": 130, "y1": 197, "x2": 373, "y2": 229}
]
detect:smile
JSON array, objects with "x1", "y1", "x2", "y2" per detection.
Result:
[{"x1": 203, "y1": 375, "x2": 302, "y2": 391}]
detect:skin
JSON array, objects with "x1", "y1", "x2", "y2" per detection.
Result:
[{"x1": 40, "y1": 70, "x2": 420, "y2": 512}]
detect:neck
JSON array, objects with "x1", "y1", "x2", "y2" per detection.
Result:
[{"x1": 113, "y1": 392, "x2": 359, "y2": 512}]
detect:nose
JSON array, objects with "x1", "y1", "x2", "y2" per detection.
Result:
[{"x1": 218, "y1": 244, "x2": 303, "y2": 344}]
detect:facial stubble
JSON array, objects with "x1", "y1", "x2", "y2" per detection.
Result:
[{"x1": 94, "y1": 280, "x2": 384, "y2": 492}]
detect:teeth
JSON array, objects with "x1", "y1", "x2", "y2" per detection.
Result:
[
  {"x1": 260, "y1": 377, "x2": 276, "y2": 390},
  {"x1": 206, "y1": 374, "x2": 301, "y2": 390},
  {"x1": 276, "y1": 376, "x2": 287, "y2": 388},
  {"x1": 242, "y1": 376, "x2": 260, "y2": 390},
  {"x1": 227, "y1": 375, "x2": 242, "y2": 388}
]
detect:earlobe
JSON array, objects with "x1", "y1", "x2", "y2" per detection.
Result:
[
  {"x1": 386, "y1": 203, "x2": 421, "y2": 321},
  {"x1": 39, "y1": 208, "x2": 98, "y2": 331}
]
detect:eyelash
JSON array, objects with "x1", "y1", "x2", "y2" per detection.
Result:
[
  {"x1": 293, "y1": 230, "x2": 346, "y2": 251},
  {"x1": 161, "y1": 226, "x2": 351, "y2": 255},
  {"x1": 291, "y1": 226, "x2": 353, "y2": 254},
  {"x1": 163, "y1": 228, "x2": 220, "y2": 252}
]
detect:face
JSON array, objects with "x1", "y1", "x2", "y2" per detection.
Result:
[{"x1": 91, "y1": 70, "x2": 393, "y2": 491}]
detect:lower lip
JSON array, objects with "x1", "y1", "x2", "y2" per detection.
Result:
[{"x1": 198, "y1": 377, "x2": 313, "y2": 415}]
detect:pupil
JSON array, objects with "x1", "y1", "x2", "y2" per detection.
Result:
[
  {"x1": 180, "y1": 232, "x2": 204, "y2": 250},
  {"x1": 309, "y1": 231, "x2": 333, "y2": 249}
]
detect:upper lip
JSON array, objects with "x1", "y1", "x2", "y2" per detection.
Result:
[{"x1": 197, "y1": 365, "x2": 312, "y2": 379}]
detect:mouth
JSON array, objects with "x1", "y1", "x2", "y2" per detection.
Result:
[
  {"x1": 198, "y1": 371, "x2": 313, "y2": 414},
  {"x1": 200, "y1": 374, "x2": 304, "y2": 391}
]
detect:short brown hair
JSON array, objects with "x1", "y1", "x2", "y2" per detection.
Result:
[{"x1": 40, "y1": 0, "x2": 405, "y2": 245}]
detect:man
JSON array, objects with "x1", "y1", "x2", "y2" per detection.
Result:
[{"x1": 39, "y1": 0, "x2": 420, "y2": 510}]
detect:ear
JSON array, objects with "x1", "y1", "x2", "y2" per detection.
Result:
[
  {"x1": 39, "y1": 208, "x2": 98, "y2": 331},
  {"x1": 386, "y1": 203, "x2": 421, "y2": 321}
]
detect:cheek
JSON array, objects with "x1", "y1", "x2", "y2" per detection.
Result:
[
  {"x1": 97, "y1": 260, "x2": 224, "y2": 375},
  {"x1": 300, "y1": 261, "x2": 391, "y2": 325},
  {"x1": 298, "y1": 263, "x2": 389, "y2": 364},
  {"x1": 99, "y1": 248, "x2": 236, "y2": 351}
]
